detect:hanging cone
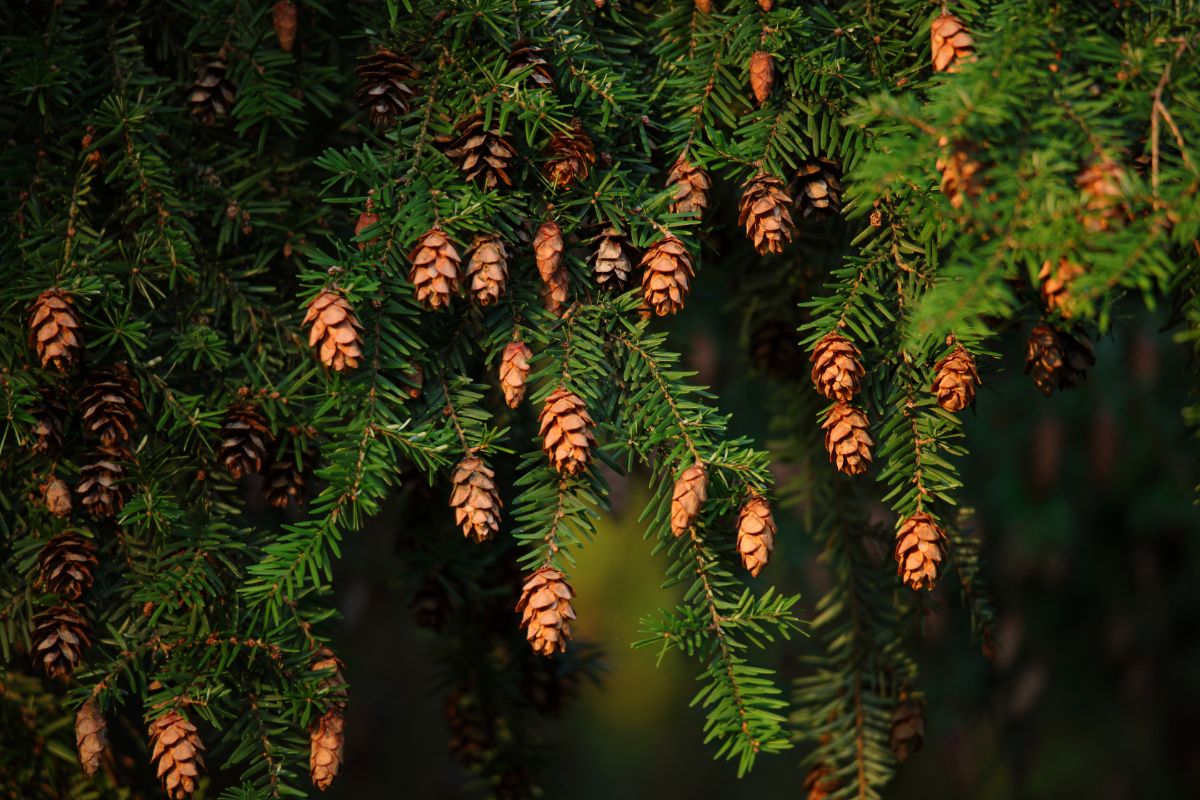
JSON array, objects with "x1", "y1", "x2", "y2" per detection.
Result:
[
  {"x1": 465, "y1": 233, "x2": 509, "y2": 306},
  {"x1": 218, "y1": 403, "x2": 273, "y2": 480},
  {"x1": 935, "y1": 137, "x2": 984, "y2": 210},
  {"x1": 30, "y1": 388, "x2": 68, "y2": 454},
  {"x1": 1077, "y1": 160, "x2": 1125, "y2": 231},
  {"x1": 821, "y1": 401, "x2": 872, "y2": 476},
  {"x1": 272, "y1": 0, "x2": 298, "y2": 52},
  {"x1": 803, "y1": 764, "x2": 839, "y2": 800},
  {"x1": 670, "y1": 462, "x2": 708, "y2": 536},
  {"x1": 932, "y1": 345, "x2": 980, "y2": 412},
  {"x1": 355, "y1": 47, "x2": 417, "y2": 128},
  {"x1": 309, "y1": 647, "x2": 347, "y2": 791},
  {"x1": 354, "y1": 209, "x2": 380, "y2": 248},
  {"x1": 1026, "y1": 324, "x2": 1093, "y2": 396},
  {"x1": 76, "y1": 698, "x2": 108, "y2": 777},
  {"x1": 894, "y1": 512, "x2": 947, "y2": 590},
  {"x1": 890, "y1": 695, "x2": 925, "y2": 762},
  {"x1": 43, "y1": 476, "x2": 73, "y2": 518},
  {"x1": 78, "y1": 363, "x2": 143, "y2": 446},
  {"x1": 449, "y1": 455, "x2": 502, "y2": 543},
  {"x1": 748, "y1": 51, "x2": 775, "y2": 106},
  {"x1": 1057, "y1": 327, "x2": 1095, "y2": 392},
  {"x1": 516, "y1": 566, "x2": 576, "y2": 656},
  {"x1": 591, "y1": 227, "x2": 633, "y2": 291},
  {"x1": 506, "y1": 40, "x2": 555, "y2": 90},
  {"x1": 32, "y1": 603, "x2": 91, "y2": 679},
  {"x1": 1038, "y1": 258, "x2": 1085, "y2": 317},
  {"x1": 263, "y1": 443, "x2": 314, "y2": 509},
  {"x1": 29, "y1": 289, "x2": 83, "y2": 372},
  {"x1": 736, "y1": 496, "x2": 776, "y2": 577},
  {"x1": 77, "y1": 446, "x2": 131, "y2": 518},
  {"x1": 543, "y1": 120, "x2": 596, "y2": 188},
  {"x1": 809, "y1": 332, "x2": 865, "y2": 402},
  {"x1": 931, "y1": 13, "x2": 975, "y2": 72},
  {"x1": 403, "y1": 363, "x2": 424, "y2": 399},
  {"x1": 694, "y1": 0, "x2": 713, "y2": 12},
  {"x1": 640, "y1": 235, "x2": 694, "y2": 316},
  {"x1": 188, "y1": 57, "x2": 236, "y2": 125},
  {"x1": 304, "y1": 289, "x2": 363, "y2": 372},
  {"x1": 408, "y1": 228, "x2": 462, "y2": 310},
  {"x1": 442, "y1": 114, "x2": 518, "y2": 189},
  {"x1": 538, "y1": 387, "x2": 595, "y2": 475},
  {"x1": 667, "y1": 157, "x2": 712, "y2": 217},
  {"x1": 534, "y1": 220, "x2": 569, "y2": 316},
  {"x1": 757, "y1": 0, "x2": 773, "y2": 10},
  {"x1": 147, "y1": 709, "x2": 206, "y2": 800},
  {"x1": 443, "y1": 687, "x2": 496, "y2": 767},
  {"x1": 793, "y1": 158, "x2": 842, "y2": 220},
  {"x1": 39, "y1": 532, "x2": 98, "y2": 600},
  {"x1": 739, "y1": 174, "x2": 795, "y2": 255},
  {"x1": 499, "y1": 339, "x2": 532, "y2": 409}
]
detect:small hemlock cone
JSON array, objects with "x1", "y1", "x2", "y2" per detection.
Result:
[
  {"x1": 591, "y1": 227, "x2": 633, "y2": 290},
  {"x1": 218, "y1": 403, "x2": 272, "y2": 480},
  {"x1": 31, "y1": 389, "x2": 68, "y2": 454},
  {"x1": 803, "y1": 764, "x2": 839, "y2": 800},
  {"x1": 354, "y1": 209, "x2": 380, "y2": 248},
  {"x1": 736, "y1": 496, "x2": 776, "y2": 577},
  {"x1": 809, "y1": 332, "x2": 865, "y2": 402},
  {"x1": 748, "y1": 51, "x2": 775, "y2": 106},
  {"x1": 694, "y1": 0, "x2": 713, "y2": 13},
  {"x1": 465, "y1": 234, "x2": 509, "y2": 306},
  {"x1": 739, "y1": 174, "x2": 795, "y2": 255},
  {"x1": 499, "y1": 339, "x2": 532, "y2": 409},
  {"x1": 272, "y1": 0, "x2": 298, "y2": 52},
  {"x1": 894, "y1": 512, "x2": 947, "y2": 591},
  {"x1": 29, "y1": 289, "x2": 83, "y2": 372},
  {"x1": 450, "y1": 456, "x2": 502, "y2": 543},
  {"x1": 1025, "y1": 324, "x2": 1094, "y2": 395},
  {"x1": 538, "y1": 388, "x2": 595, "y2": 475},
  {"x1": 77, "y1": 446, "x2": 131, "y2": 518},
  {"x1": 1038, "y1": 257, "x2": 1085, "y2": 317},
  {"x1": 148, "y1": 710, "x2": 206, "y2": 800},
  {"x1": 930, "y1": 13, "x2": 975, "y2": 72},
  {"x1": 516, "y1": 567, "x2": 576, "y2": 656},
  {"x1": 543, "y1": 121, "x2": 596, "y2": 188},
  {"x1": 443, "y1": 115, "x2": 518, "y2": 190},
  {"x1": 932, "y1": 345, "x2": 980, "y2": 412},
  {"x1": 890, "y1": 695, "x2": 925, "y2": 762},
  {"x1": 534, "y1": 220, "x2": 569, "y2": 316},
  {"x1": 32, "y1": 603, "x2": 91, "y2": 679},
  {"x1": 640, "y1": 235, "x2": 694, "y2": 316},
  {"x1": 304, "y1": 290, "x2": 363, "y2": 372},
  {"x1": 443, "y1": 688, "x2": 495, "y2": 767},
  {"x1": 670, "y1": 462, "x2": 708, "y2": 536},
  {"x1": 936, "y1": 137, "x2": 983, "y2": 209},
  {"x1": 188, "y1": 57, "x2": 236, "y2": 125},
  {"x1": 78, "y1": 364, "x2": 143, "y2": 446},
  {"x1": 409, "y1": 228, "x2": 462, "y2": 310},
  {"x1": 794, "y1": 158, "x2": 842, "y2": 220},
  {"x1": 667, "y1": 157, "x2": 712, "y2": 217},
  {"x1": 76, "y1": 698, "x2": 107, "y2": 777},
  {"x1": 39, "y1": 532, "x2": 97, "y2": 600},
  {"x1": 309, "y1": 647, "x2": 347, "y2": 791},
  {"x1": 1077, "y1": 160, "x2": 1125, "y2": 231},
  {"x1": 355, "y1": 48, "x2": 417, "y2": 128},
  {"x1": 263, "y1": 444, "x2": 314, "y2": 509},
  {"x1": 44, "y1": 477, "x2": 73, "y2": 518},
  {"x1": 757, "y1": 0, "x2": 773, "y2": 10},
  {"x1": 507, "y1": 40, "x2": 555, "y2": 90},
  {"x1": 822, "y1": 402, "x2": 872, "y2": 476}
]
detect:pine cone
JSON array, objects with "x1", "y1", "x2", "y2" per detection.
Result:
[
  {"x1": 263, "y1": 443, "x2": 314, "y2": 509},
  {"x1": 1026, "y1": 324, "x2": 1093, "y2": 395},
  {"x1": 931, "y1": 13, "x2": 974, "y2": 72},
  {"x1": 77, "y1": 446, "x2": 131, "y2": 519},
  {"x1": 218, "y1": 403, "x2": 272, "y2": 480},
  {"x1": 667, "y1": 157, "x2": 712, "y2": 217},
  {"x1": 538, "y1": 388, "x2": 595, "y2": 475},
  {"x1": 1038, "y1": 257, "x2": 1085, "y2": 317},
  {"x1": 500, "y1": 339, "x2": 533, "y2": 409},
  {"x1": 936, "y1": 137, "x2": 984, "y2": 209},
  {"x1": 793, "y1": 158, "x2": 842, "y2": 220},
  {"x1": 43, "y1": 476, "x2": 73, "y2": 517},
  {"x1": 29, "y1": 289, "x2": 83, "y2": 372},
  {"x1": 821, "y1": 401, "x2": 872, "y2": 476},
  {"x1": 442, "y1": 115, "x2": 518, "y2": 189},
  {"x1": 304, "y1": 289, "x2": 363, "y2": 372},
  {"x1": 309, "y1": 647, "x2": 347, "y2": 791},
  {"x1": 757, "y1": 0, "x2": 773, "y2": 10},
  {"x1": 354, "y1": 209, "x2": 380, "y2": 248},
  {"x1": 32, "y1": 603, "x2": 91, "y2": 679},
  {"x1": 748, "y1": 51, "x2": 774, "y2": 106},
  {"x1": 894, "y1": 512, "x2": 947, "y2": 590},
  {"x1": 736, "y1": 496, "x2": 776, "y2": 577},
  {"x1": 516, "y1": 566, "x2": 576, "y2": 656},
  {"x1": 75, "y1": 698, "x2": 107, "y2": 777},
  {"x1": 272, "y1": 0, "x2": 298, "y2": 52},
  {"x1": 739, "y1": 174, "x2": 795, "y2": 255},
  {"x1": 355, "y1": 47, "x2": 417, "y2": 128},
  {"x1": 890, "y1": 695, "x2": 925, "y2": 762},
  {"x1": 465, "y1": 233, "x2": 509, "y2": 306},
  {"x1": 403, "y1": 363, "x2": 425, "y2": 399},
  {"x1": 543, "y1": 121, "x2": 596, "y2": 188},
  {"x1": 188, "y1": 57, "x2": 236, "y2": 125},
  {"x1": 640, "y1": 235, "x2": 694, "y2": 316},
  {"x1": 450, "y1": 455, "x2": 502, "y2": 543},
  {"x1": 30, "y1": 388, "x2": 68, "y2": 454},
  {"x1": 39, "y1": 532, "x2": 97, "y2": 600},
  {"x1": 670, "y1": 462, "x2": 708, "y2": 536},
  {"x1": 932, "y1": 345, "x2": 979, "y2": 412},
  {"x1": 591, "y1": 227, "x2": 633, "y2": 290},
  {"x1": 148, "y1": 709, "x2": 206, "y2": 800},
  {"x1": 443, "y1": 688, "x2": 495, "y2": 767},
  {"x1": 694, "y1": 0, "x2": 713, "y2": 13},
  {"x1": 809, "y1": 332, "x2": 865, "y2": 402},
  {"x1": 803, "y1": 764, "x2": 839, "y2": 800},
  {"x1": 1077, "y1": 160, "x2": 1125, "y2": 231},
  {"x1": 506, "y1": 40, "x2": 554, "y2": 90},
  {"x1": 78, "y1": 363, "x2": 143, "y2": 446},
  {"x1": 1058, "y1": 327, "x2": 1095, "y2": 392},
  {"x1": 535, "y1": 221, "x2": 569, "y2": 316},
  {"x1": 408, "y1": 228, "x2": 462, "y2": 310}
]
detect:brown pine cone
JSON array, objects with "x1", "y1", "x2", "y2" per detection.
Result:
[
  {"x1": 75, "y1": 698, "x2": 107, "y2": 777},
  {"x1": 640, "y1": 235, "x2": 694, "y2": 316},
  {"x1": 803, "y1": 764, "x2": 839, "y2": 800},
  {"x1": 739, "y1": 174, "x2": 795, "y2": 255},
  {"x1": 409, "y1": 228, "x2": 462, "y2": 310},
  {"x1": 449, "y1": 455, "x2": 502, "y2": 543},
  {"x1": 43, "y1": 476, "x2": 73, "y2": 518},
  {"x1": 516, "y1": 566, "x2": 576, "y2": 656},
  {"x1": 932, "y1": 345, "x2": 980, "y2": 412},
  {"x1": 890, "y1": 695, "x2": 925, "y2": 762},
  {"x1": 442, "y1": 115, "x2": 518, "y2": 189},
  {"x1": 667, "y1": 157, "x2": 712, "y2": 217},
  {"x1": 534, "y1": 220, "x2": 569, "y2": 316},
  {"x1": 821, "y1": 402, "x2": 872, "y2": 476},
  {"x1": 403, "y1": 363, "x2": 424, "y2": 400},
  {"x1": 218, "y1": 403, "x2": 273, "y2": 480},
  {"x1": 443, "y1": 688, "x2": 495, "y2": 767},
  {"x1": 309, "y1": 647, "x2": 347, "y2": 791},
  {"x1": 1038, "y1": 258, "x2": 1085, "y2": 317},
  {"x1": 793, "y1": 158, "x2": 842, "y2": 220},
  {"x1": 757, "y1": 0, "x2": 773, "y2": 10},
  {"x1": 148, "y1": 709, "x2": 206, "y2": 800},
  {"x1": 355, "y1": 47, "x2": 417, "y2": 128},
  {"x1": 262, "y1": 443, "x2": 315, "y2": 509},
  {"x1": 1057, "y1": 327, "x2": 1095, "y2": 392},
  {"x1": 544, "y1": 121, "x2": 596, "y2": 188},
  {"x1": 591, "y1": 227, "x2": 633, "y2": 291},
  {"x1": 188, "y1": 57, "x2": 236, "y2": 125},
  {"x1": 736, "y1": 496, "x2": 776, "y2": 577},
  {"x1": 809, "y1": 332, "x2": 865, "y2": 402},
  {"x1": 78, "y1": 364, "x2": 143, "y2": 446},
  {"x1": 77, "y1": 446, "x2": 131, "y2": 518},
  {"x1": 894, "y1": 512, "x2": 947, "y2": 590},
  {"x1": 694, "y1": 0, "x2": 713, "y2": 12},
  {"x1": 31, "y1": 388, "x2": 68, "y2": 454},
  {"x1": 670, "y1": 462, "x2": 708, "y2": 536},
  {"x1": 32, "y1": 603, "x2": 91, "y2": 679},
  {"x1": 465, "y1": 233, "x2": 509, "y2": 306},
  {"x1": 506, "y1": 40, "x2": 555, "y2": 90},
  {"x1": 936, "y1": 137, "x2": 984, "y2": 209},
  {"x1": 931, "y1": 13, "x2": 974, "y2": 72},
  {"x1": 29, "y1": 289, "x2": 83, "y2": 372},
  {"x1": 500, "y1": 339, "x2": 532, "y2": 409},
  {"x1": 1077, "y1": 160, "x2": 1125, "y2": 231},
  {"x1": 39, "y1": 532, "x2": 98, "y2": 600},
  {"x1": 538, "y1": 387, "x2": 595, "y2": 475},
  {"x1": 272, "y1": 0, "x2": 298, "y2": 52},
  {"x1": 354, "y1": 209, "x2": 380, "y2": 248},
  {"x1": 304, "y1": 289, "x2": 363, "y2": 372},
  {"x1": 1026, "y1": 324, "x2": 1093, "y2": 396},
  {"x1": 748, "y1": 51, "x2": 775, "y2": 106}
]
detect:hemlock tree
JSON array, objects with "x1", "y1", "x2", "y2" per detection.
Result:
[{"x1": 0, "y1": 0, "x2": 1196, "y2": 798}]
